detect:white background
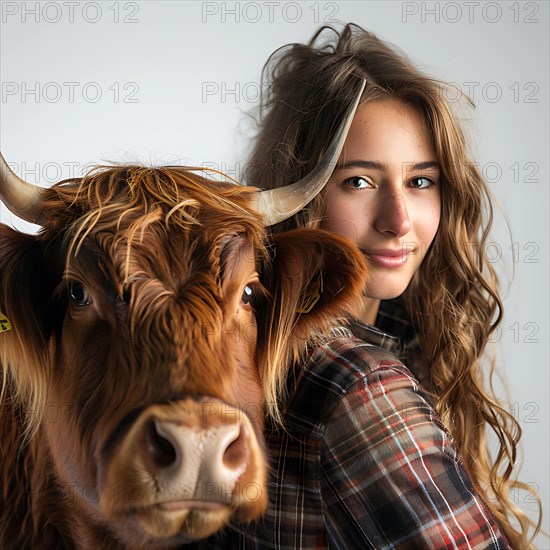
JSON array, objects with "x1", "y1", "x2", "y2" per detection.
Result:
[{"x1": 1, "y1": 1, "x2": 548, "y2": 544}]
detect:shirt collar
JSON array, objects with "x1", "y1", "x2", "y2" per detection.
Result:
[{"x1": 332, "y1": 317, "x2": 401, "y2": 352}]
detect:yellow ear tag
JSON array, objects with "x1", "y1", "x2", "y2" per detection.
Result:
[
  {"x1": 296, "y1": 277, "x2": 323, "y2": 314},
  {"x1": 0, "y1": 310, "x2": 12, "y2": 332}
]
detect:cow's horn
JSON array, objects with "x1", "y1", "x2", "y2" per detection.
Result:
[
  {"x1": 255, "y1": 79, "x2": 366, "y2": 226},
  {"x1": 0, "y1": 152, "x2": 45, "y2": 224}
]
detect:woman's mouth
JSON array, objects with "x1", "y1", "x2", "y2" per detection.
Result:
[{"x1": 363, "y1": 248, "x2": 413, "y2": 268}]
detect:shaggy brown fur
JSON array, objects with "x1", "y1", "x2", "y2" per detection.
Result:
[{"x1": 0, "y1": 165, "x2": 367, "y2": 548}]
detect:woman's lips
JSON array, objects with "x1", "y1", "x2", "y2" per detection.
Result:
[{"x1": 363, "y1": 248, "x2": 413, "y2": 268}]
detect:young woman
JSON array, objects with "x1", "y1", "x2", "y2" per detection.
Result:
[{"x1": 225, "y1": 23, "x2": 539, "y2": 549}]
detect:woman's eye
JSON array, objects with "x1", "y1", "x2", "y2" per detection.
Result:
[
  {"x1": 409, "y1": 177, "x2": 434, "y2": 189},
  {"x1": 343, "y1": 176, "x2": 372, "y2": 190},
  {"x1": 69, "y1": 281, "x2": 93, "y2": 306}
]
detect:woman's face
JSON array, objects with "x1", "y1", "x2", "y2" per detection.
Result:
[{"x1": 322, "y1": 98, "x2": 441, "y2": 308}]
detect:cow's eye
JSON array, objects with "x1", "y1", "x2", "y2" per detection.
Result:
[
  {"x1": 69, "y1": 281, "x2": 93, "y2": 306},
  {"x1": 241, "y1": 285, "x2": 254, "y2": 307}
]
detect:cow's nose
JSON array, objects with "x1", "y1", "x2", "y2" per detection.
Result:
[
  {"x1": 98, "y1": 399, "x2": 268, "y2": 530},
  {"x1": 143, "y1": 418, "x2": 249, "y2": 492},
  {"x1": 146, "y1": 419, "x2": 178, "y2": 469}
]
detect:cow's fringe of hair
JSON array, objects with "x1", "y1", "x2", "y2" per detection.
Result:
[{"x1": 55, "y1": 165, "x2": 259, "y2": 261}]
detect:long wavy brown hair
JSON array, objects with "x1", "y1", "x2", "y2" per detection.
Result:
[{"x1": 243, "y1": 23, "x2": 541, "y2": 549}]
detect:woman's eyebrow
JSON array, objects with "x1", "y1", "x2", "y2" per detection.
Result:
[
  {"x1": 402, "y1": 161, "x2": 440, "y2": 171},
  {"x1": 334, "y1": 160, "x2": 440, "y2": 172},
  {"x1": 335, "y1": 159, "x2": 389, "y2": 171}
]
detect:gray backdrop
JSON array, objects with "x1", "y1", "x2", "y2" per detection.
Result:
[{"x1": 1, "y1": 1, "x2": 548, "y2": 544}]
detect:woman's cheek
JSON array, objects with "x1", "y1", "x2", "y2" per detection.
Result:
[
  {"x1": 418, "y1": 204, "x2": 441, "y2": 254},
  {"x1": 321, "y1": 197, "x2": 364, "y2": 243}
]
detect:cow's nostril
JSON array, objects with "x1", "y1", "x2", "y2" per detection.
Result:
[
  {"x1": 223, "y1": 425, "x2": 248, "y2": 470},
  {"x1": 147, "y1": 420, "x2": 177, "y2": 468}
]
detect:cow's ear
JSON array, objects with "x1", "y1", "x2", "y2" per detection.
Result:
[
  {"x1": 265, "y1": 228, "x2": 367, "y2": 342},
  {"x1": 257, "y1": 228, "x2": 368, "y2": 421},
  {"x1": 0, "y1": 224, "x2": 54, "y2": 409}
]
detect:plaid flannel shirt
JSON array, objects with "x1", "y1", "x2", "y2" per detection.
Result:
[{"x1": 202, "y1": 320, "x2": 510, "y2": 549}]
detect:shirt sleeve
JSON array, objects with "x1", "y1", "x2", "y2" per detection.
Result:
[{"x1": 320, "y1": 364, "x2": 511, "y2": 550}]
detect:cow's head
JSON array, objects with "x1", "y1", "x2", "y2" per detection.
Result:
[{"x1": 0, "y1": 83, "x2": 367, "y2": 548}]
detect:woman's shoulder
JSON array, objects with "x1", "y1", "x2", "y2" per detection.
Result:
[
  {"x1": 284, "y1": 336, "x2": 423, "y2": 435},
  {"x1": 309, "y1": 335, "x2": 408, "y2": 382}
]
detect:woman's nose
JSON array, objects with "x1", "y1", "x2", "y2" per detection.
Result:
[{"x1": 373, "y1": 190, "x2": 411, "y2": 237}]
